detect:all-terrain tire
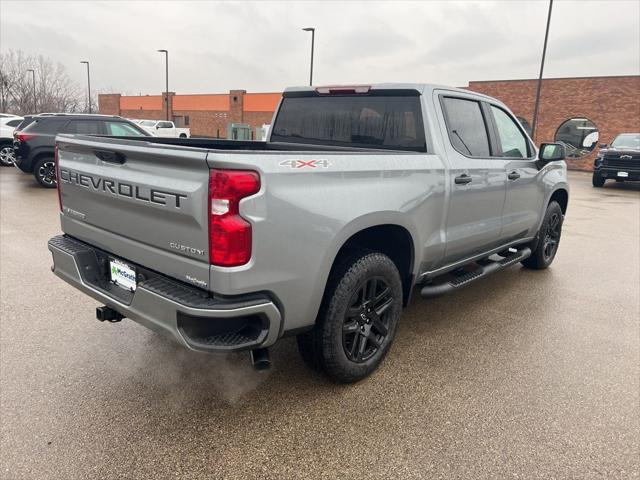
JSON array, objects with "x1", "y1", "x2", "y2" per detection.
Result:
[
  {"x1": 297, "y1": 250, "x2": 403, "y2": 383},
  {"x1": 521, "y1": 201, "x2": 563, "y2": 270}
]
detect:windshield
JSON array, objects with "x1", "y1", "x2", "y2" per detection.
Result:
[
  {"x1": 271, "y1": 93, "x2": 426, "y2": 152},
  {"x1": 611, "y1": 133, "x2": 640, "y2": 149},
  {"x1": 141, "y1": 120, "x2": 157, "y2": 127}
]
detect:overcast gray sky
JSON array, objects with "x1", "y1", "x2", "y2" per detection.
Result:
[{"x1": 1, "y1": 0, "x2": 639, "y2": 95}]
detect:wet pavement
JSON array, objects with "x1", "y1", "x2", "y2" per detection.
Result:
[{"x1": 1, "y1": 167, "x2": 638, "y2": 479}]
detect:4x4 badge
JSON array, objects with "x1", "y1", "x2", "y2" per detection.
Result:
[{"x1": 279, "y1": 159, "x2": 331, "y2": 169}]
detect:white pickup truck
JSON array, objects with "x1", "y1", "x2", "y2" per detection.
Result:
[{"x1": 138, "y1": 120, "x2": 190, "y2": 138}]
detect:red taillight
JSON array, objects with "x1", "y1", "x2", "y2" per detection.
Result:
[
  {"x1": 55, "y1": 144, "x2": 62, "y2": 211},
  {"x1": 209, "y1": 169, "x2": 260, "y2": 267},
  {"x1": 15, "y1": 133, "x2": 36, "y2": 142}
]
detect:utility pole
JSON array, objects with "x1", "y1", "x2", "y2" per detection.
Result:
[
  {"x1": 80, "y1": 61, "x2": 91, "y2": 113},
  {"x1": 302, "y1": 27, "x2": 315, "y2": 86},
  {"x1": 157, "y1": 49, "x2": 169, "y2": 120},
  {"x1": 531, "y1": 0, "x2": 553, "y2": 140}
]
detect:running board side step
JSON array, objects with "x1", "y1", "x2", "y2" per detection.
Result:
[{"x1": 420, "y1": 247, "x2": 532, "y2": 298}]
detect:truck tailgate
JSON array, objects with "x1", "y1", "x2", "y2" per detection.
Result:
[{"x1": 56, "y1": 135, "x2": 212, "y2": 289}]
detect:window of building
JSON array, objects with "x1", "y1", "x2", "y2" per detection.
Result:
[
  {"x1": 441, "y1": 97, "x2": 490, "y2": 157},
  {"x1": 554, "y1": 118, "x2": 599, "y2": 158},
  {"x1": 184, "y1": 115, "x2": 190, "y2": 126},
  {"x1": 491, "y1": 106, "x2": 530, "y2": 158}
]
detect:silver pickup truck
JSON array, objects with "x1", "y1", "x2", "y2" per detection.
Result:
[{"x1": 48, "y1": 84, "x2": 569, "y2": 383}]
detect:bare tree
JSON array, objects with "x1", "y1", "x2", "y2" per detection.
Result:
[{"x1": 0, "y1": 50, "x2": 84, "y2": 115}]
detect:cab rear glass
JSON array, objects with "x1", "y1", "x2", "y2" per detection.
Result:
[{"x1": 271, "y1": 93, "x2": 426, "y2": 152}]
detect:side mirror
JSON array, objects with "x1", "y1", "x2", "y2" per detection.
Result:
[
  {"x1": 156, "y1": 125, "x2": 160, "y2": 129},
  {"x1": 537, "y1": 143, "x2": 565, "y2": 168},
  {"x1": 599, "y1": 143, "x2": 607, "y2": 149}
]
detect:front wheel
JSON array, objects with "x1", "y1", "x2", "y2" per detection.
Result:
[
  {"x1": 297, "y1": 251, "x2": 403, "y2": 383},
  {"x1": 522, "y1": 201, "x2": 563, "y2": 270},
  {"x1": 0, "y1": 145, "x2": 15, "y2": 166},
  {"x1": 34, "y1": 157, "x2": 57, "y2": 188},
  {"x1": 592, "y1": 172, "x2": 605, "y2": 187}
]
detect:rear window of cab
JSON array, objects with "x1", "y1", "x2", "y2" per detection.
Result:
[{"x1": 271, "y1": 93, "x2": 426, "y2": 152}]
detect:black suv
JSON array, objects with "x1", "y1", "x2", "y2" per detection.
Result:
[
  {"x1": 592, "y1": 133, "x2": 640, "y2": 187},
  {"x1": 13, "y1": 114, "x2": 150, "y2": 188}
]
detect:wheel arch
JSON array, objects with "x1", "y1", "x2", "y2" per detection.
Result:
[
  {"x1": 321, "y1": 216, "x2": 418, "y2": 307},
  {"x1": 31, "y1": 149, "x2": 55, "y2": 170},
  {"x1": 549, "y1": 187, "x2": 569, "y2": 214}
]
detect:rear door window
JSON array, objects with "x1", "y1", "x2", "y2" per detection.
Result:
[
  {"x1": 441, "y1": 97, "x2": 491, "y2": 157},
  {"x1": 104, "y1": 121, "x2": 146, "y2": 136},
  {"x1": 271, "y1": 94, "x2": 426, "y2": 151},
  {"x1": 6, "y1": 119, "x2": 22, "y2": 127},
  {"x1": 61, "y1": 120, "x2": 103, "y2": 135}
]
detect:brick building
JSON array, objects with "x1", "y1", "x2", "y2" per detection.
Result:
[
  {"x1": 99, "y1": 75, "x2": 640, "y2": 170},
  {"x1": 99, "y1": 90, "x2": 280, "y2": 139}
]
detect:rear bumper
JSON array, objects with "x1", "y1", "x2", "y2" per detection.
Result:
[
  {"x1": 11, "y1": 147, "x2": 31, "y2": 172},
  {"x1": 48, "y1": 235, "x2": 282, "y2": 352}
]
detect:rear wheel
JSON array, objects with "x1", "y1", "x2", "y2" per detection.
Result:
[
  {"x1": 297, "y1": 250, "x2": 403, "y2": 383},
  {"x1": 0, "y1": 145, "x2": 14, "y2": 166},
  {"x1": 34, "y1": 157, "x2": 57, "y2": 188},
  {"x1": 592, "y1": 172, "x2": 605, "y2": 187},
  {"x1": 522, "y1": 201, "x2": 563, "y2": 270}
]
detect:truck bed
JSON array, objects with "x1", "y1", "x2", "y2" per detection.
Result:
[{"x1": 112, "y1": 136, "x2": 401, "y2": 153}]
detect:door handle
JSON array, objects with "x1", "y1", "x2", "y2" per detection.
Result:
[
  {"x1": 454, "y1": 174, "x2": 472, "y2": 185},
  {"x1": 508, "y1": 171, "x2": 521, "y2": 180}
]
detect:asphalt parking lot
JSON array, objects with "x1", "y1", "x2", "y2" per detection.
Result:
[{"x1": 1, "y1": 167, "x2": 638, "y2": 479}]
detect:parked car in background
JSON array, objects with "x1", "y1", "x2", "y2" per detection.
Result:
[
  {"x1": 593, "y1": 133, "x2": 640, "y2": 187},
  {"x1": 49, "y1": 83, "x2": 569, "y2": 383},
  {"x1": 138, "y1": 120, "x2": 189, "y2": 138},
  {"x1": 13, "y1": 114, "x2": 150, "y2": 187},
  {"x1": 0, "y1": 115, "x2": 24, "y2": 166}
]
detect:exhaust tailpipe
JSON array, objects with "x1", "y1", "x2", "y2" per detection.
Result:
[{"x1": 250, "y1": 348, "x2": 271, "y2": 371}]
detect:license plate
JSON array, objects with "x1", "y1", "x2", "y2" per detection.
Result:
[
  {"x1": 109, "y1": 259, "x2": 137, "y2": 291},
  {"x1": 617, "y1": 171, "x2": 629, "y2": 177}
]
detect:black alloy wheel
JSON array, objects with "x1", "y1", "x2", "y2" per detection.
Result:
[
  {"x1": 342, "y1": 277, "x2": 394, "y2": 363},
  {"x1": 521, "y1": 200, "x2": 563, "y2": 270},
  {"x1": 542, "y1": 211, "x2": 561, "y2": 262}
]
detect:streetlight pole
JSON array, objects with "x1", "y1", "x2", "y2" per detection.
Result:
[
  {"x1": 302, "y1": 27, "x2": 315, "y2": 86},
  {"x1": 80, "y1": 61, "x2": 91, "y2": 113},
  {"x1": 26, "y1": 68, "x2": 36, "y2": 113},
  {"x1": 531, "y1": 0, "x2": 553, "y2": 140},
  {"x1": 157, "y1": 49, "x2": 169, "y2": 121}
]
